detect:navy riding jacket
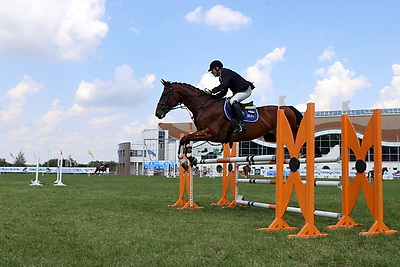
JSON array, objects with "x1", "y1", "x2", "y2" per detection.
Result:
[{"x1": 211, "y1": 68, "x2": 254, "y2": 98}]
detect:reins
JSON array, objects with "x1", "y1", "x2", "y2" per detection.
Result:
[{"x1": 160, "y1": 82, "x2": 214, "y2": 120}]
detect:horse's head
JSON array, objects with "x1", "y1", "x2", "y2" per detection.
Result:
[
  {"x1": 155, "y1": 79, "x2": 178, "y2": 119},
  {"x1": 156, "y1": 79, "x2": 211, "y2": 119}
]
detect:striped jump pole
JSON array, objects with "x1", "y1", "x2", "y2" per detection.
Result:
[
  {"x1": 199, "y1": 154, "x2": 275, "y2": 165},
  {"x1": 200, "y1": 155, "x2": 339, "y2": 166},
  {"x1": 237, "y1": 178, "x2": 341, "y2": 188},
  {"x1": 236, "y1": 200, "x2": 341, "y2": 219}
]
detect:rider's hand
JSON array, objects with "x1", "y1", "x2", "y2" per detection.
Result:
[{"x1": 204, "y1": 88, "x2": 212, "y2": 95}]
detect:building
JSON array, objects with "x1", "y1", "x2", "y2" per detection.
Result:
[{"x1": 117, "y1": 129, "x2": 179, "y2": 175}]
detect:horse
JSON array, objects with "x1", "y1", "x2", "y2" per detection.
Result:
[
  {"x1": 242, "y1": 165, "x2": 251, "y2": 178},
  {"x1": 155, "y1": 80, "x2": 303, "y2": 169},
  {"x1": 94, "y1": 165, "x2": 108, "y2": 175},
  {"x1": 367, "y1": 167, "x2": 388, "y2": 180}
]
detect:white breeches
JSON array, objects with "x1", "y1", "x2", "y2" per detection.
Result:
[{"x1": 229, "y1": 86, "x2": 252, "y2": 104}]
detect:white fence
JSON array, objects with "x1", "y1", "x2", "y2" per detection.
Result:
[{"x1": 0, "y1": 167, "x2": 101, "y2": 174}]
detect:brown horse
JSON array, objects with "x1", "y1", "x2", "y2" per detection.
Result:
[
  {"x1": 155, "y1": 80, "x2": 303, "y2": 167},
  {"x1": 367, "y1": 167, "x2": 388, "y2": 180},
  {"x1": 242, "y1": 165, "x2": 252, "y2": 178},
  {"x1": 94, "y1": 165, "x2": 108, "y2": 175}
]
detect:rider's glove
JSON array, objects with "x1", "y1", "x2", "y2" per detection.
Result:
[{"x1": 204, "y1": 88, "x2": 212, "y2": 95}]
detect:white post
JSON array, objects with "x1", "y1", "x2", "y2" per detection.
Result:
[
  {"x1": 54, "y1": 154, "x2": 66, "y2": 186},
  {"x1": 30, "y1": 153, "x2": 42, "y2": 186}
]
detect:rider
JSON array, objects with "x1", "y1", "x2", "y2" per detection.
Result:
[{"x1": 205, "y1": 60, "x2": 255, "y2": 133}]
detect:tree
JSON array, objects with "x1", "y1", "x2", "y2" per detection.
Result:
[
  {"x1": 0, "y1": 158, "x2": 11, "y2": 167},
  {"x1": 13, "y1": 151, "x2": 26, "y2": 167},
  {"x1": 41, "y1": 158, "x2": 60, "y2": 167}
]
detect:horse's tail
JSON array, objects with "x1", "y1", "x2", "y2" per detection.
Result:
[{"x1": 288, "y1": 106, "x2": 303, "y2": 135}]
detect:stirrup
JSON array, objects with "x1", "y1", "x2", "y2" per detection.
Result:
[{"x1": 234, "y1": 123, "x2": 245, "y2": 133}]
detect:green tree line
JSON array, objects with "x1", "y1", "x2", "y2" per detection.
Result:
[{"x1": 1, "y1": 151, "x2": 117, "y2": 171}]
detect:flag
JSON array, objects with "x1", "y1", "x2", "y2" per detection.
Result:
[
  {"x1": 117, "y1": 150, "x2": 122, "y2": 157},
  {"x1": 88, "y1": 150, "x2": 94, "y2": 159},
  {"x1": 279, "y1": 95, "x2": 286, "y2": 106},
  {"x1": 147, "y1": 149, "x2": 157, "y2": 157},
  {"x1": 213, "y1": 149, "x2": 222, "y2": 156},
  {"x1": 342, "y1": 100, "x2": 351, "y2": 111}
]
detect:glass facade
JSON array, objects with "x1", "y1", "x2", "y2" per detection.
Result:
[
  {"x1": 315, "y1": 108, "x2": 400, "y2": 117},
  {"x1": 239, "y1": 141, "x2": 275, "y2": 157},
  {"x1": 237, "y1": 135, "x2": 399, "y2": 163},
  {"x1": 158, "y1": 131, "x2": 165, "y2": 160}
]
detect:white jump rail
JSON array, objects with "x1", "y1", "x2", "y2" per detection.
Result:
[
  {"x1": 237, "y1": 179, "x2": 341, "y2": 188},
  {"x1": 236, "y1": 200, "x2": 341, "y2": 219},
  {"x1": 199, "y1": 156, "x2": 340, "y2": 165}
]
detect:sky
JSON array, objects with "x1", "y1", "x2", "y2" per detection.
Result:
[{"x1": 1, "y1": 0, "x2": 399, "y2": 164}]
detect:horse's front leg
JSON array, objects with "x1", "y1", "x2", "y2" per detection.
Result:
[{"x1": 178, "y1": 130, "x2": 214, "y2": 170}]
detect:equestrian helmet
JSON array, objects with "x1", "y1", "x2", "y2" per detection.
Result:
[{"x1": 208, "y1": 60, "x2": 223, "y2": 71}]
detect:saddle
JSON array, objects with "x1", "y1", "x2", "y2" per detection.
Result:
[{"x1": 223, "y1": 98, "x2": 259, "y2": 122}]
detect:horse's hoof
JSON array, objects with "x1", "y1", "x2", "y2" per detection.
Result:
[
  {"x1": 180, "y1": 159, "x2": 189, "y2": 172},
  {"x1": 189, "y1": 156, "x2": 197, "y2": 166},
  {"x1": 181, "y1": 163, "x2": 188, "y2": 172}
]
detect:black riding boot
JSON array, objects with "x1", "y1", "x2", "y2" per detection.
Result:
[{"x1": 231, "y1": 101, "x2": 246, "y2": 133}]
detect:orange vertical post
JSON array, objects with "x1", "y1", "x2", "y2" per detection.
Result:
[
  {"x1": 328, "y1": 109, "x2": 397, "y2": 236},
  {"x1": 259, "y1": 102, "x2": 326, "y2": 238},
  {"x1": 168, "y1": 133, "x2": 188, "y2": 207},
  {"x1": 168, "y1": 162, "x2": 188, "y2": 207},
  {"x1": 212, "y1": 143, "x2": 238, "y2": 206},
  {"x1": 170, "y1": 134, "x2": 203, "y2": 209}
]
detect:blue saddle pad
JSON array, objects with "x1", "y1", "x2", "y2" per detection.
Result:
[{"x1": 223, "y1": 100, "x2": 259, "y2": 122}]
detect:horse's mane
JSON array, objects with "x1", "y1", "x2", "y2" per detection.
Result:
[{"x1": 172, "y1": 82, "x2": 203, "y2": 92}]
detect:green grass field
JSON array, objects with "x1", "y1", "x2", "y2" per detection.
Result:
[{"x1": 0, "y1": 174, "x2": 399, "y2": 266}]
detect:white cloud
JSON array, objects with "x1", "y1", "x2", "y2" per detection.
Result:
[
  {"x1": 245, "y1": 47, "x2": 286, "y2": 103},
  {"x1": 373, "y1": 64, "x2": 400, "y2": 108},
  {"x1": 36, "y1": 99, "x2": 65, "y2": 134},
  {"x1": 75, "y1": 64, "x2": 156, "y2": 108},
  {"x1": 309, "y1": 61, "x2": 370, "y2": 110},
  {"x1": 130, "y1": 26, "x2": 139, "y2": 35},
  {"x1": 0, "y1": 0, "x2": 108, "y2": 62},
  {"x1": 88, "y1": 114, "x2": 124, "y2": 129},
  {"x1": 185, "y1": 7, "x2": 203, "y2": 22},
  {"x1": 392, "y1": 64, "x2": 400, "y2": 76},
  {"x1": 122, "y1": 115, "x2": 162, "y2": 142},
  {"x1": 197, "y1": 73, "x2": 220, "y2": 91},
  {"x1": 0, "y1": 75, "x2": 43, "y2": 121},
  {"x1": 318, "y1": 46, "x2": 335, "y2": 62},
  {"x1": 185, "y1": 5, "x2": 252, "y2": 31}
]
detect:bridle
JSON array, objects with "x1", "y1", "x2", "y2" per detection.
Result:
[
  {"x1": 157, "y1": 83, "x2": 180, "y2": 114},
  {"x1": 158, "y1": 82, "x2": 213, "y2": 119}
]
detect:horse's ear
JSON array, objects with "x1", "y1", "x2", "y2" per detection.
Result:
[{"x1": 160, "y1": 79, "x2": 172, "y2": 88}]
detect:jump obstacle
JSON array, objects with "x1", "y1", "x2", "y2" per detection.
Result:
[
  {"x1": 30, "y1": 153, "x2": 66, "y2": 186},
  {"x1": 170, "y1": 102, "x2": 397, "y2": 238}
]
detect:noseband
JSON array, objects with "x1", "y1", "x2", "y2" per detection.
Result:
[{"x1": 158, "y1": 83, "x2": 177, "y2": 113}]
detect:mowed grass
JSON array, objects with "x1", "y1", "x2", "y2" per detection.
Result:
[{"x1": 0, "y1": 174, "x2": 399, "y2": 266}]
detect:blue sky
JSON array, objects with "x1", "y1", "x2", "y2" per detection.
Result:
[{"x1": 1, "y1": 0, "x2": 399, "y2": 164}]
